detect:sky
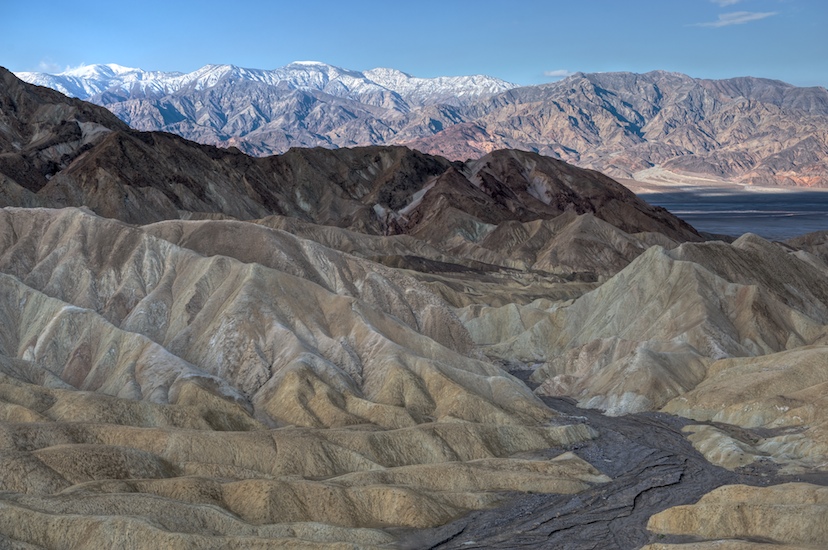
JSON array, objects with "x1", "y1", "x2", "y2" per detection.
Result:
[{"x1": 3, "y1": 0, "x2": 827, "y2": 87}]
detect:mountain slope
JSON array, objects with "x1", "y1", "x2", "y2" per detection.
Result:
[
  {"x1": 5, "y1": 65, "x2": 828, "y2": 549},
  {"x1": 17, "y1": 64, "x2": 828, "y2": 187},
  {"x1": 414, "y1": 71, "x2": 828, "y2": 187},
  {"x1": 17, "y1": 61, "x2": 515, "y2": 108},
  {"x1": 1, "y1": 67, "x2": 700, "y2": 247},
  {"x1": 454, "y1": 232, "x2": 828, "y2": 416}
]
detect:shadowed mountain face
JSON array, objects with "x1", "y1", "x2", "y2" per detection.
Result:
[
  {"x1": 1, "y1": 68, "x2": 828, "y2": 548},
  {"x1": 0, "y1": 66, "x2": 701, "y2": 242},
  {"x1": 17, "y1": 65, "x2": 828, "y2": 187}
]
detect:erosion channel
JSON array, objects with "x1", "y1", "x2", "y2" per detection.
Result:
[{"x1": 403, "y1": 373, "x2": 818, "y2": 550}]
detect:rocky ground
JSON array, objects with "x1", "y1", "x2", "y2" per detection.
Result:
[
  {"x1": 18, "y1": 65, "x2": 828, "y2": 188},
  {"x1": 405, "y1": 389, "x2": 822, "y2": 549},
  {"x1": 1, "y1": 67, "x2": 828, "y2": 548}
]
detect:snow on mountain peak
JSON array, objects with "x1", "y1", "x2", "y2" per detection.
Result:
[
  {"x1": 14, "y1": 61, "x2": 519, "y2": 106},
  {"x1": 62, "y1": 63, "x2": 143, "y2": 78},
  {"x1": 14, "y1": 63, "x2": 186, "y2": 99},
  {"x1": 363, "y1": 67, "x2": 517, "y2": 104},
  {"x1": 365, "y1": 67, "x2": 413, "y2": 79}
]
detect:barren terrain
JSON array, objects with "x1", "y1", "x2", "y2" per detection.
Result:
[
  {"x1": 19, "y1": 65, "x2": 828, "y2": 188},
  {"x1": 1, "y1": 67, "x2": 827, "y2": 549}
]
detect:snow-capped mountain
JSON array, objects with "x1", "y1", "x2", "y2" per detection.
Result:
[
  {"x1": 16, "y1": 61, "x2": 517, "y2": 107},
  {"x1": 364, "y1": 67, "x2": 516, "y2": 104},
  {"x1": 15, "y1": 63, "x2": 184, "y2": 99},
  {"x1": 14, "y1": 61, "x2": 518, "y2": 158},
  {"x1": 17, "y1": 62, "x2": 828, "y2": 188}
]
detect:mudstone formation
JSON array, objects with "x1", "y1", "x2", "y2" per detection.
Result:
[{"x1": 0, "y1": 66, "x2": 827, "y2": 548}]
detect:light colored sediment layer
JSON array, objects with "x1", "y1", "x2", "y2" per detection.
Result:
[
  {"x1": 507, "y1": 234, "x2": 828, "y2": 415},
  {"x1": 0, "y1": 414, "x2": 599, "y2": 546},
  {"x1": 0, "y1": 206, "x2": 611, "y2": 547},
  {"x1": 0, "y1": 207, "x2": 551, "y2": 428},
  {"x1": 662, "y1": 346, "x2": 828, "y2": 473},
  {"x1": 645, "y1": 483, "x2": 828, "y2": 549}
]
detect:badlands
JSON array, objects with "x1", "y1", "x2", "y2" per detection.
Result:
[{"x1": 1, "y1": 66, "x2": 827, "y2": 548}]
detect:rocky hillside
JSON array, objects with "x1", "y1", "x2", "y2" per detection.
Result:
[
  {"x1": 417, "y1": 71, "x2": 828, "y2": 187},
  {"x1": 17, "y1": 64, "x2": 828, "y2": 187},
  {"x1": 0, "y1": 67, "x2": 700, "y2": 241},
  {"x1": 1, "y1": 68, "x2": 828, "y2": 549}
]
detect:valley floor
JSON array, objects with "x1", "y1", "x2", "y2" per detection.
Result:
[
  {"x1": 405, "y1": 392, "x2": 819, "y2": 549},
  {"x1": 622, "y1": 166, "x2": 828, "y2": 195}
]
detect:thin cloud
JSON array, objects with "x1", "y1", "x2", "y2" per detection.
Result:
[
  {"x1": 544, "y1": 69, "x2": 575, "y2": 78},
  {"x1": 36, "y1": 60, "x2": 62, "y2": 73},
  {"x1": 694, "y1": 11, "x2": 778, "y2": 27},
  {"x1": 710, "y1": 0, "x2": 742, "y2": 6}
]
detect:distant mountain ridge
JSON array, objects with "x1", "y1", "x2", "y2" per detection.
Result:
[
  {"x1": 6, "y1": 63, "x2": 828, "y2": 550},
  {"x1": 16, "y1": 61, "x2": 516, "y2": 108},
  {"x1": 16, "y1": 63, "x2": 828, "y2": 187},
  {"x1": 0, "y1": 66, "x2": 697, "y2": 244}
]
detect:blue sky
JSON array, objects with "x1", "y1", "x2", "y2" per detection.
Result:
[{"x1": 4, "y1": 0, "x2": 826, "y2": 87}]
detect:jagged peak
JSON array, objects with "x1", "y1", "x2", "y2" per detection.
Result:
[
  {"x1": 365, "y1": 67, "x2": 413, "y2": 78},
  {"x1": 62, "y1": 63, "x2": 141, "y2": 76},
  {"x1": 13, "y1": 60, "x2": 517, "y2": 106}
]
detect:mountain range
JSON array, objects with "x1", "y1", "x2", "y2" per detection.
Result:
[
  {"x1": 2, "y1": 65, "x2": 828, "y2": 548},
  {"x1": 17, "y1": 61, "x2": 828, "y2": 187},
  {"x1": 17, "y1": 61, "x2": 515, "y2": 109}
]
